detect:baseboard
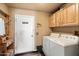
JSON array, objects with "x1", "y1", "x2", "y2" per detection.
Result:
[{"x1": 14, "y1": 51, "x2": 38, "y2": 56}]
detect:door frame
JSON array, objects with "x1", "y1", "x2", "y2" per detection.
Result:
[{"x1": 14, "y1": 14, "x2": 37, "y2": 54}]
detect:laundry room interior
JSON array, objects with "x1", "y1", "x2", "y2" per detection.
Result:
[{"x1": 0, "y1": 3, "x2": 79, "y2": 56}]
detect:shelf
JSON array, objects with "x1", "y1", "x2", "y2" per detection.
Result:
[
  {"x1": 5, "y1": 48, "x2": 14, "y2": 56},
  {"x1": 5, "y1": 19, "x2": 11, "y2": 24},
  {"x1": 6, "y1": 39, "x2": 13, "y2": 48},
  {"x1": 1, "y1": 36, "x2": 14, "y2": 48},
  {"x1": 0, "y1": 10, "x2": 14, "y2": 56},
  {"x1": 6, "y1": 43, "x2": 14, "y2": 56}
]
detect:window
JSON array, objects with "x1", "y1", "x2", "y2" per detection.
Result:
[{"x1": 0, "y1": 18, "x2": 5, "y2": 36}]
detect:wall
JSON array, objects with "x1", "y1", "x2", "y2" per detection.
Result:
[
  {"x1": 0, "y1": 4, "x2": 14, "y2": 44},
  {"x1": 9, "y1": 8, "x2": 50, "y2": 46},
  {"x1": 0, "y1": 3, "x2": 9, "y2": 15},
  {"x1": 51, "y1": 26, "x2": 79, "y2": 34}
]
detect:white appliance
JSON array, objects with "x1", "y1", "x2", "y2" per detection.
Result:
[
  {"x1": 43, "y1": 33, "x2": 79, "y2": 56},
  {"x1": 15, "y1": 15, "x2": 36, "y2": 54}
]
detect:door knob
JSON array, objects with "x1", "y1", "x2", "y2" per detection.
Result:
[{"x1": 31, "y1": 35, "x2": 33, "y2": 37}]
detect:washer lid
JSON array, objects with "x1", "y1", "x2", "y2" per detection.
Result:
[
  {"x1": 43, "y1": 36, "x2": 79, "y2": 47},
  {"x1": 50, "y1": 38, "x2": 78, "y2": 47}
]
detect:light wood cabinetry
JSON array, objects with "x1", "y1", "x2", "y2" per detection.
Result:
[
  {"x1": 50, "y1": 13, "x2": 56, "y2": 27},
  {"x1": 66, "y1": 4, "x2": 78, "y2": 26},
  {"x1": 49, "y1": 3, "x2": 79, "y2": 27},
  {"x1": 75, "y1": 4, "x2": 79, "y2": 24},
  {"x1": 60, "y1": 8, "x2": 67, "y2": 26},
  {"x1": 55, "y1": 11, "x2": 60, "y2": 26}
]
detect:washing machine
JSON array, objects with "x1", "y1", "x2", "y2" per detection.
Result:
[
  {"x1": 43, "y1": 36, "x2": 60, "y2": 56},
  {"x1": 43, "y1": 34, "x2": 79, "y2": 56}
]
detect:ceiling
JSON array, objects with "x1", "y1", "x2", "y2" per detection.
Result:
[{"x1": 6, "y1": 3, "x2": 63, "y2": 13}]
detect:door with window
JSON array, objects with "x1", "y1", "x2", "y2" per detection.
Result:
[{"x1": 15, "y1": 15, "x2": 36, "y2": 54}]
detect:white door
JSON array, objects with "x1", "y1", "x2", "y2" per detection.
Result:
[{"x1": 15, "y1": 15, "x2": 36, "y2": 54}]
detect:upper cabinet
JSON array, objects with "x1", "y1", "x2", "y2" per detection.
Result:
[
  {"x1": 66, "y1": 4, "x2": 77, "y2": 26},
  {"x1": 60, "y1": 7, "x2": 67, "y2": 26},
  {"x1": 49, "y1": 13, "x2": 56, "y2": 27},
  {"x1": 49, "y1": 3, "x2": 79, "y2": 27},
  {"x1": 49, "y1": 10, "x2": 61, "y2": 27},
  {"x1": 55, "y1": 11, "x2": 61, "y2": 27}
]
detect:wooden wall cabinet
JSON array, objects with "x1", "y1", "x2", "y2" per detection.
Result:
[
  {"x1": 49, "y1": 13, "x2": 56, "y2": 27},
  {"x1": 55, "y1": 11, "x2": 60, "y2": 27},
  {"x1": 66, "y1": 4, "x2": 77, "y2": 26},
  {"x1": 49, "y1": 15, "x2": 52, "y2": 27},
  {"x1": 61, "y1": 8, "x2": 67, "y2": 26},
  {"x1": 49, "y1": 4, "x2": 79, "y2": 27}
]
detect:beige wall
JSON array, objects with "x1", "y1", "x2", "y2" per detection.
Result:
[
  {"x1": 51, "y1": 26, "x2": 79, "y2": 34},
  {"x1": 9, "y1": 8, "x2": 50, "y2": 46},
  {"x1": 0, "y1": 3, "x2": 9, "y2": 15}
]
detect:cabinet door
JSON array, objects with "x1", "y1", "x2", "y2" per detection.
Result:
[
  {"x1": 76, "y1": 3, "x2": 79, "y2": 24},
  {"x1": 55, "y1": 11, "x2": 61, "y2": 27},
  {"x1": 62, "y1": 8, "x2": 67, "y2": 26},
  {"x1": 59, "y1": 9, "x2": 63, "y2": 26},
  {"x1": 50, "y1": 14, "x2": 56, "y2": 27},
  {"x1": 66, "y1": 4, "x2": 77, "y2": 25},
  {"x1": 60, "y1": 9, "x2": 65, "y2": 26},
  {"x1": 55, "y1": 12, "x2": 58, "y2": 26},
  {"x1": 49, "y1": 15, "x2": 52, "y2": 27},
  {"x1": 53, "y1": 14, "x2": 56, "y2": 27}
]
